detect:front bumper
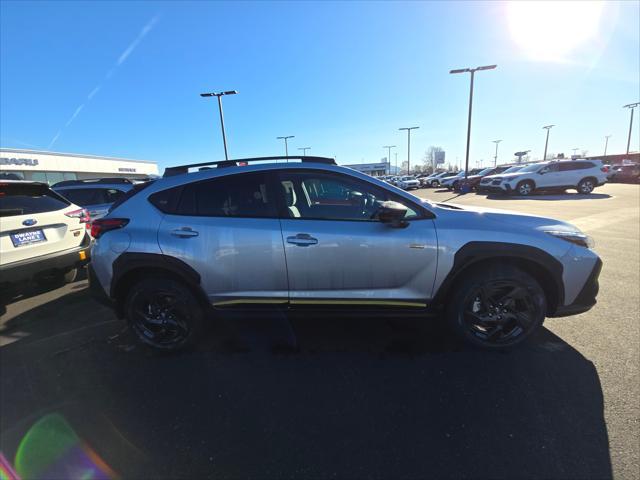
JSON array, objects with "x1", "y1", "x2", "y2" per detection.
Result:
[
  {"x1": 0, "y1": 234, "x2": 92, "y2": 285},
  {"x1": 550, "y1": 258, "x2": 602, "y2": 317}
]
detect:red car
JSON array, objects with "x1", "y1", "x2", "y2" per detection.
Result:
[{"x1": 608, "y1": 164, "x2": 639, "y2": 183}]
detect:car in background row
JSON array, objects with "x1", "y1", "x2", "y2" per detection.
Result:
[
  {"x1": 440, "y1": 171, "x2": 467, "y2": 190},
  {"x1": 485, "y1": 159, "x2": 608, "y2": 196},
  {"x1": 607, "y1": 164, "x2": 639, "y2": 183},
  {"x1": 53, "y1": 178, "x2": 135, "y2": 219},
  {"x1": 0, "y1": 181, "x2": 92, "y2": 289},
  {"x1": 420, "y1": 171, "x2": 450, "y2": 187},
  {"x1": 398, "y1": 176, "x2": 421, "y2": 190},
  {"x1": 456, "y1": 165, "x2": 513, "y2": 192},
  {"x1": 478, "y1": 165, "x2": 527, "y2": 192}
]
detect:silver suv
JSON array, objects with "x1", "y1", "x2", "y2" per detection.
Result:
[
  {"x1": 53, "y1": 178, "x2": 135, "y2": 219},
  {"x1": 89, "y1": 157, "x2": 602, "y2": 351}
]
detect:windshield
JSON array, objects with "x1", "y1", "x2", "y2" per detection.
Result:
[
  {"x1": 501, "y1": 166, "x2": 523, "y2": 174},
  {"x1": 477, "y1": 168, "x2": 494, "y2": 176},
  {"x1": 518, "y1": 163, "x2": 546, "y2": 173}
]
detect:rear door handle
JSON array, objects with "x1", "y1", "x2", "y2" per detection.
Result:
[
  {"x1": 286, "y1": 233, "x2": 318, "y2": 247},
  {"x1": 171, "y1": 227, "x2": 199, "y2": 238}
]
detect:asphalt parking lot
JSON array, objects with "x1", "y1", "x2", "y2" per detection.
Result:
[{"x1": 1, "y1": 183, "x2": 638, "y2": 479}]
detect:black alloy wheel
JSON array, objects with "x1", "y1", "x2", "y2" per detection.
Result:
[
  {"x1": 447, "y1": 265, "x2": 546, "y2": 349},
  {"x1": 126, "y1": 278, "x2": 203, "y2": 351}
]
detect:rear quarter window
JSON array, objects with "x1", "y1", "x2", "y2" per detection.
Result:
[{"x1": 0, "y1": 183, "x2": 70, "y2": 217}]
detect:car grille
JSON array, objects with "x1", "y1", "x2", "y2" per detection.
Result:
[{"x1": 491, "y1": 179, "x2": 502, "y2": 185}]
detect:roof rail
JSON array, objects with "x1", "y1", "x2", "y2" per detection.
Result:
[
  {"x1": 163, "y1": 156, "x2": 337, "y2": 177},
  {"x1": 52, "y1": 177, "x2": 135, "y2": 188}
]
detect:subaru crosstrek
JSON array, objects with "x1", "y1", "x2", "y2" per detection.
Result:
[{"x1": 89, "y1": 157, "x2": 601, "y2": 351}]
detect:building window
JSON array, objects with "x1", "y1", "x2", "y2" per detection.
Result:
[{"x1": 27, "y1": 171, "x2": 77, "y2": 185}]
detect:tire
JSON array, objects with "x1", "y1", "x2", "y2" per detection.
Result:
[
  {"x1": 452, "y1": 181, "x2": 460, "y2": 191},
  {"x1": 64, "y1": 268, "x2": 78, "y2": 283},
  {"x1": 124, "y1": 277, "x2": 204, "y2": 351},
  {"x1": 577, "y1": 177, "x2": 596, "y2": 194},
  {"x1": 516, "y1": 180, "x2": 535, "y2": 196},
  {"x1": 35, "y1": 268, "x2": 76, "y2": 288},
  {"x1": 445, "y1": 265, "x2": 546, "y2": 350}
]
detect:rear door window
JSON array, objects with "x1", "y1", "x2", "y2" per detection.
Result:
[
  {"x1": 0, "y1": 183, "x2": 70, "y2": 217},
  {"x1": 175, "y1": 172, "x2": 277, "y2": 218}
]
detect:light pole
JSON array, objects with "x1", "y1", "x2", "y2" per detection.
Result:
[
  {"x1": 398, "y1": 127, "x2": 419, "y2": 175},
  {"x1": 394, "y1": 152, "x2": 398, "y2": 173},
  {"x1": 200, "y1": 90, "x2": 238, "y2": 160},
  {"x1": 604, "y1": 135, "x2": 612, "y2": 156},
  {"x1": 277, "y1": 136, "x2": 295, "y2": 158},
  {"x1": 298, "y1": 147, "x2": 311, "y2": 156},
  {"x1": 492, "y1": 139, "x2": 502, "y2": 167},
  {"x1": 383, "y1": 145, "x2": 396, "y2": 175},
  {"x1": 623, "y1": 103, "x2": 639, "y2": 155},
  {"x1": 542, "y1": 125, "x2": 554, "y2": 161},
  {"x1": 450, "y1": 64, "x2": 497, "y2": 179}
]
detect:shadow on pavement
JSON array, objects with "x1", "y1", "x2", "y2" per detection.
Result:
[{"x1": 0, "y1": 292, "x2": 612, "y2": 479}]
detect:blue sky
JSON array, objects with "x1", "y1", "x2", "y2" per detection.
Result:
[{"x1": 1, "y1": 1, "x2": 638, "y2": 170}]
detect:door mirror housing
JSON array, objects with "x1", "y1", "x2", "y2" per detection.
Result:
[
  {"x1": 377, "y1": 201, "x2": 409, "y2": 228},
  {"x1": 539, "y1": 167, "x2": 548, "y2": 174}
]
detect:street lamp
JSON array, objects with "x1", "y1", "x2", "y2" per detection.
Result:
[
  {"x1": 542, "y1": 125, "x2": 554, "y2": 161},
  {"x1": 623, "y1": 103, "x2": 639, "y2": 155},
  {"x1": 450, "y1": 64, "x2": 497, "y2": 179},
  {"x1": 604, "y1": 135, "x2": 612, "y2": 156},
  {"x1": 492, "y1": 139, "x2": 502, "y2": 167},
  {"x1": 277, "y1": 136, "x2": 295, "y2": 158},
  {"x1": 200, "y1": 90, "x2": 238, "y2": 160},
  {"x1": 383, "y1": 145, "x2": 396, "y2": 175},
  {"x1": 398, "y1": 127, "x2": 419, "y2": 175},
  {"x1": 298, "y1": 147, "x2": 311, "y2": 156}
]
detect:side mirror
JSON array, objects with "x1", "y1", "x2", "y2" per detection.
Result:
[
  {"x1": 377, "y1": 201, "x2": 408, "y2": 228},
  {"x1": 539, "y1": 168, "x2": 548, "y2": 174}
]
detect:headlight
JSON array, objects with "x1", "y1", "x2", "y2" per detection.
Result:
[{"x1": 545, "y1": 230, "x2": 595, "y2": 248}]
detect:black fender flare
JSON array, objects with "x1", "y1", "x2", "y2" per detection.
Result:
[
  {"x1": 432, "y1": 241, "x2": 565, "y2": 313},
  {"x1": 111, "y1": 253, "x2": 207, "y2": 317}
]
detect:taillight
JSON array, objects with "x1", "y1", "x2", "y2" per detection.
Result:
[
  {"x1": 601, "y1": 166, "x2": 609, "y2": 172},
  {"x1": 65, "y1": 208, "x2": 90, "y2": 223},
  {"x1": 90, "y1": 218, "x2": 129, "y2": 239}
]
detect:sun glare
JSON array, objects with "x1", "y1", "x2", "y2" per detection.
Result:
[{"x1": 507, "y1": 1, "x2": 604, "y2": 62}]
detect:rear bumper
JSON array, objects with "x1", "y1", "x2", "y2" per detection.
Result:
[
  {"x1": 0, "y1": 234, "x2": 92, "y2": 285},
  {"x1": 550, "y1": 258, "x2": 602, "y2": 317},
  {"x1": 88, "y1": 263, "x2": 115, "y2": 309}
]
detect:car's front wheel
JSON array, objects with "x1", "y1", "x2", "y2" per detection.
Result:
[
  {"x1": 516, "y1": 180, "x2": 535, "y2": 196},
  {"x1": 125, "y1": 277, "x2": 204, "y2": 351},
  {"x1": 446, "y1": 265, "x2": 546, "y2": 349},
  {"x1": 577, "y1": 177, "x2": 596, "y2": 194}
]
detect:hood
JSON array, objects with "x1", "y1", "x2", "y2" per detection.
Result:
[
  {"x1": 492, "y1": 172, "x2": 526, "y2": 181},
  {"x1": 434, "y1": 202, "x2": 581, "y2": 232}
]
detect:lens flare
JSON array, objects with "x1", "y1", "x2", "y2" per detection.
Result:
[{"x1": 12, "y1": 414, "x2": 117, "y2": 480}]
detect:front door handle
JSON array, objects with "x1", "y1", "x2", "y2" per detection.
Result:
[
  {"x1": 287, "y1": 233, "x2": 318, "y2": 247},
  {"x1": 171, "y1": 227, "x2": 199, "y2": 238}
]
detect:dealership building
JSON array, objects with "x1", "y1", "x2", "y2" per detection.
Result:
[{"x1": 0, "y1": 148, "x2": 159, "y2": 184}]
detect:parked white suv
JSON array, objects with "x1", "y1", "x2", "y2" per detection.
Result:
[
  {"x1": 0, "y1": 181, "x2": 92, "y2": 288},
  {"x1": 397, "y1": 176, "x2": 420, "y2": 190},
  {"x1": 486, "y1": 160, "x2": 608, "y2": 196}
]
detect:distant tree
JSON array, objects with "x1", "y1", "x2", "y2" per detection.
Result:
[{"x1": 424, "y1": 146, "x2": 445, "y2": 170}]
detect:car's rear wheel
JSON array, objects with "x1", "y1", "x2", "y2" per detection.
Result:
[
  {"x1": 516, "y1": 180, "x2": 535, "y2": 196},
  {"x1": 125, "y1": 277, "x2": 204, "y2": 351},
  {"x1": 446, "y1": 265, "x2": 546, "y2": 349},
  {"x1": 577, "y1": 177, "x2": 596, "y2": 194}
]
